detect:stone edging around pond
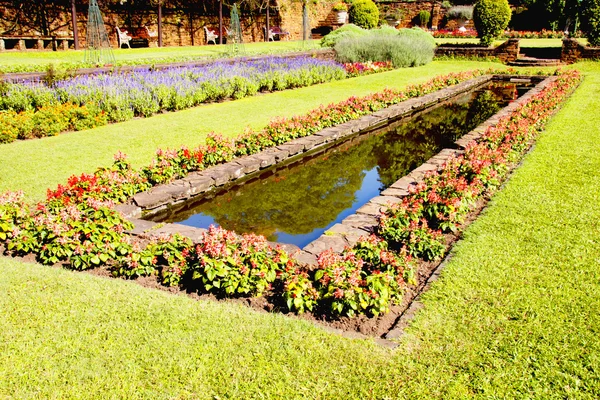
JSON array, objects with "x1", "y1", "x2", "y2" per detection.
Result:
[{"x1": 116, "y1": 74, "x2": 552, "y2": 266}]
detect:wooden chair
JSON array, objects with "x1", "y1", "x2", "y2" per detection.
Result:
[
  {"x1": 204, "y1": 26, "x2": 218, "y2": 45},
  {"x1": 116, "y1": 27, "x2": 132, "y2": 48}
]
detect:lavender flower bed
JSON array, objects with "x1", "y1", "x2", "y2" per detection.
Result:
[{"x1": 1, "y1": 57, "x2": 346, "y2": 122}]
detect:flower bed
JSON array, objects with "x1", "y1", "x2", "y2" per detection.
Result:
[
  {"x1": 0, "y1": 69, "x2": 581, "y2": 321},
  {"x1": 0, "y1": 57, "x2": 346, "y2": 143},
  {"x1": 433, "y1": 29, "x2": 584, "y2": 39}
]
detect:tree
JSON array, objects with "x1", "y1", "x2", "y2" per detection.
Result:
[{"x1": 583, "y1": 0, "x2": 600, "y2": 45}]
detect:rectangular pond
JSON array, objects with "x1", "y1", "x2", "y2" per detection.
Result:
[{"x1": 149, "y1": 79, "x2": 533, "y2": 248}]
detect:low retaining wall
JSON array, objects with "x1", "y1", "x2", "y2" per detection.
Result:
[
  {"x1": 435, "y1": 38, "x2": 520, "y2": 63},
  {"x1": 119, "y1": 74, "x2": 547, "y2": 266},
  {"x1": 561, "y1": 38, "x2": 600, "y2": 63}
]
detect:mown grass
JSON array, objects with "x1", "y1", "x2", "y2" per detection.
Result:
[
  {"x1": 0, "y1": 62, "x2": 599, "y2": 398},
  {"x1": 0, "y1": 40, "x2": 320, "y2": 69},
  {"x1": 0, "y1": 60, "x2": 504, "y2": 201}
]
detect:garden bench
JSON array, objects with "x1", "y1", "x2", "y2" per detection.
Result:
[
  {"x1": 0, "y1": 35, "x2": 74, "y2": 51},
  {"x1": 116, "y1": 26, "x2": 156, "y2": 48}
]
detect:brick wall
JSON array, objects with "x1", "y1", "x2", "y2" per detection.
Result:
[
  {"x1": 561, "y1": 38, "x2": 600, "y2": 63},
  {"x1": 435, "y1": 39, "x2": 520, "y2": 63},
  {"x1": 0, "y1": 2, "x2": 295, "y2": 48},
  {"x1": 375, "y1": 0, "x2": 443, "y2": 29}
]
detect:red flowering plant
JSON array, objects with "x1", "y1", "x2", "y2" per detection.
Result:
[
  {"x1": 112, "y1": 233, "x2": 193, "y2": 285},
  {"x1": 410, "y1": 167, "x2": 482, "y2": 233},
  {"x1": 458, "y1": 143, "x2": 507, "y2": 191},
  {"x1": 344, "y1": 61, "x2": 394, "y2": 77},
  {"x1": 202, "y1": 133, "x2": 236, "y2": 167},
  {"x1": 152, "y1": 233, "x2": 194, "y2": 286},
  {"x1": 378, "y1": 197, "x2": 447, "y2": 261},
  {"x1": 281, "y1": 265, "x2": 320, "y2": 313},
  {"x1": 46, "y1": 153, "x2": 151, "y2": 206},
  {"x1": 94, "y1": 152, "x2": 152, "y2": 202}
]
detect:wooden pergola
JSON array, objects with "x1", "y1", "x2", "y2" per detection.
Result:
[{"x1": 68, "y1": 0, "x2": 278, "y2": 48}]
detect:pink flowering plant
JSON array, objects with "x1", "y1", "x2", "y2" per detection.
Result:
[
  {"x1": 310, "y1": 236, "x2": 415, "y2": 317},
  {"x1": 188, "y1": 226, "x2": 287, "y2": 297},
  {"x1": 7, "y1": 198, "x2": 133, "y2": 269},
  {"x1": 0, "y1": 69, "x2": 582, "y2": 320},
  {"x1": 283, "y1": 236, "x2": 416, "y2": 317}
]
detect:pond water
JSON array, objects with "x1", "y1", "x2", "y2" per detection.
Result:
[{"x1": 152, "y1": 80, "x2": 532, "y2": 247}]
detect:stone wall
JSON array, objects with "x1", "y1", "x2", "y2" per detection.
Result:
[
  {"x1": 561, "y1": 38, "x2": 600, "y2": 63},
  {"x1": 375, "y1": 0, "x2": 443, "y2": 29},
  {"x1": 0, "y1": 1, "x2": 310, "y2": 49},
  {"x1": 435, "y1": 39, "x2": 520, "y2": 63}
]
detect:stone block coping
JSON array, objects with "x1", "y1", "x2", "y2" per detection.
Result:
[{"x1": 121, "y1": 74, "x2": 552, "y2": 267}]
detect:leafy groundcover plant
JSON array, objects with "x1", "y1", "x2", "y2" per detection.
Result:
[{"x1": 0, "y1": 69, "x2": 581, "y2": 319}]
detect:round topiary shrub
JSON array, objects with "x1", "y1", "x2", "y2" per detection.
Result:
[
  {"x1": 320, "y1": 24, "x2": 367, "y2": 47},
  {"x1": 473, "y1": 0, "x2": 511, "y2": 46},
  {"x1": 349, "y1": 0, "x2": 380, "y2": 29}
]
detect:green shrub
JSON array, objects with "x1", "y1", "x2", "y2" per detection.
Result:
[
  {"x1": 447, "y1": 5, "x2": 474, "y2": 21},
  {"x1": 0, "y1": 111, "x2": 19, "y2": 144},
  {"x1": 398, "y1": 27, "x2": 436, "y2": 47},
  {"x1": 334, "y1": 31, "x2": 435, "y2": 67},
  {"x1": 320, "y1": 24, "x2": 367, "y2": 47},
  {"x1": 418, "y1": 10, "x2": 431, "y2": 27},
  {"x1": 372, "y1": 25, "x2": 400, "y2": 36},
  {"x1": 473, "y1": 0, "x2": 511, "y2": 46},
  {"x1": 349, "y1": 0, "x2": 379, "y2": 29}
]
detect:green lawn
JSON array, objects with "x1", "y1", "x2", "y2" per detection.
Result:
[
  {"x1": 0, "y1": 60, "x2": 505, "y2": 202},
  {"x1": 1, "y1": 61, "x2": 599, "y2": 398}
]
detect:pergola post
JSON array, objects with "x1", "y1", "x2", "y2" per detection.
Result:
[
  {"x1": 158, "y1": 2, "x2": 163, "y2": 47},
  {"x1": 219, "y1": 0, "x2": 223, "y2": 45},
  {"x1": 71, "y1": 0, "x2": 79, "y2": 49},
  {"x1": 265, "y1": 0, "x2": 270, "y2": 42}
]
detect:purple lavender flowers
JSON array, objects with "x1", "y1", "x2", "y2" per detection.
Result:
[{"x1": 2, "y1": 57, "x2": 346, "y2": 122}]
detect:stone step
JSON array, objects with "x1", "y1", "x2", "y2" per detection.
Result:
[{"x1": 508, "y1": 57, "x2": 563, "y2": 67}]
